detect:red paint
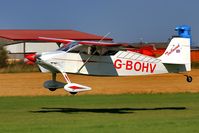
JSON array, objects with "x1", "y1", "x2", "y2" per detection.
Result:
[
  {"x1": 127, "y1": 45, "x2": 156, "y2": 57},
  {"x1": 69, "y1": 86, "x2": 80, "y2": 90},
  {"x1": 25, "y1": 53, "x2": 36, "y2": 63},
  {"x1": 114, "y1": 59, "x2": 156, "y2": 73},
  {"x1": 114, "y1": 59, "x2": 122, "y2": 69},
  {"x1": 126, "y1": 60, "x2": 133, "y2": 70},
  {"x1": 0, "y1": 30, "x2": 113, "y2": 41},
  {"x1": 150, "y1": 64, "x2": 156, "y2": 73},
  {"x1": 142, "y1": 62, "x2": 149, "y2": 72},
  {"x1": 134, "y1": 62, "x2": 142, "y2": 71},
  {"x1": 165, "y1": 44, "x2": 180, "y2": 56}
]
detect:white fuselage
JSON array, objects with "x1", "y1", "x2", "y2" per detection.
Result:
[
  {"x1": 37, "y1": 37, "x2": 191, "y2": 76},
  {"x1": 37, "y1": 50, "x2": 171, "y2": 76}
]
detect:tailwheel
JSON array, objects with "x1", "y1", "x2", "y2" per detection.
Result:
[
  {"x1": 69, "y1": 92, "x2": 78, "y2": 95},
  {"x1": 184, "y1": 75, "x2": 193, "y2": 83},
  {"x1": 48, "y1": 88, "x2": 57, "y2": 91}
]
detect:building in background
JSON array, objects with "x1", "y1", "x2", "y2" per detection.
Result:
[
  {"x1": 0, "y1": 29, "x2": 198, "y2": 62},
  {"x1": 0, "y1": 30, "x2": 113, "y2": 60}
]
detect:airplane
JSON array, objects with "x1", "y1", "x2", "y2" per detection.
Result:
[{"x1": 26, "y1": 26, "x2": 193, "y2": 95}]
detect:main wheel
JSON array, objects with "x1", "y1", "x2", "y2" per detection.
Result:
[
  {"x1": 70, "y1": 92, "x2": 77, "y2": 95},
  {"x1": 48, "y1": 88, "x2": 57, "y2": 91},
  {"x1": 186, "y1": 76, "x2": 192, "y2": 83}
]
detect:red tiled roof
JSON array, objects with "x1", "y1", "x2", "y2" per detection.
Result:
[{"x1": 0, "y1": 30, "x2": 113, "y2": 41}]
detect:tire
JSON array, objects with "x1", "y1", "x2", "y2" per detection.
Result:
[
  {"x1": 70, "y1": 92, "x2": 77, "y2": 95},
  {"x1": 48, "y1": 88, "x2": 57, "y2": 91},
  {"x1": 186, "y1": 76, "x2": 192, "y2": 83}
]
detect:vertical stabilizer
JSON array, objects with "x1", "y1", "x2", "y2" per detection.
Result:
[{"x1": 158, "y1": 26, "x2": 191, "y2": 71}]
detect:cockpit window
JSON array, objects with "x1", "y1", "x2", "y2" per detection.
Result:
[
  {"x1": 57, "y1": 41, "x2": 120, "y2": 55},
  {"x1": 57, "y1": 41, "x2": 79, "y2": 52}
]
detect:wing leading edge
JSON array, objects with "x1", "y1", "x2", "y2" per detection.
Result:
[{"x1": 38, "y1": 37, "x2": 128, "y2": 47}]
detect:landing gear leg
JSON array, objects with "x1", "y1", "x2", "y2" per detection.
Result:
[
  {"x1": 52, "y1": 73, "x2": 56, "y2": 81},
  {"x1": 48, "y1": 73, "x2": 58, "y2": 91},
  {"x1": 184, "y1": 75, "x2": 193, "y2": 83},
  {"x1": 60, "y1": 72, "x2": 78, "y2": 95}
]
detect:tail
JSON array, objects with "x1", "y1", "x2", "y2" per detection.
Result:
[{"x1": 158, "y1": 26, "x2": 191, "y2": 72}]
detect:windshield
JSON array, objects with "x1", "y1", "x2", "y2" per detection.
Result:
[{"x1": 57, "y1": 41, "x2": 79, "y2": 52}]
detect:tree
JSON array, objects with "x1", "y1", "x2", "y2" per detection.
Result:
[{"x1": 0, "y1": 46, "x2": 8, "y2": 68}]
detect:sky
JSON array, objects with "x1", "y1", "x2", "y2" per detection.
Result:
[{"x1": 0, "y1": 0, "x2": 198, "y2": 45}]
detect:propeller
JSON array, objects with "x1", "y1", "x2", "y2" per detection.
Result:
[{"x1": 24, "y1": 53, "x2": 41, "y2": 64}]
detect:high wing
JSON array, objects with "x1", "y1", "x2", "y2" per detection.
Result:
[
  {"x1": 38, "y1": 37, "x2": 75, "y2": 44},
  {"x1": 38, "y1": 37, "x2": 128, "y2": 47},
  {"x1": 76, "y1": 40, "x2": 127, "y2": 46}
]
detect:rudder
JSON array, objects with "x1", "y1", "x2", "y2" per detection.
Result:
[{"x1": 158, "y1": 26, "x2": 191, "y2": 71}]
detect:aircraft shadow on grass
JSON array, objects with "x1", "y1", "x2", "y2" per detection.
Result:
[{"x1": 31, "y1": 107, "x2": 186, "y2": 114}]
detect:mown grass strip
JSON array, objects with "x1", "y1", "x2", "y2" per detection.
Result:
[{"x1": 0, "y1": 93, "x2": 199, "y2": 133}]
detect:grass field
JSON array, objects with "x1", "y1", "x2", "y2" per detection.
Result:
[{"x1": 0, "y1": 94, "x2": 199, "y2": 133}]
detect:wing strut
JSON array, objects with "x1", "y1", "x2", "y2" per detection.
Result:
[
  {"x1": 77, "y1": 49, "x2": 97, "y2": 73},
  {"x1": 77, "y1": 32, "x2": 111, "y2": 73},
  {"x1": 77, "y1": 55, "x2": 94, "y2": 73}
]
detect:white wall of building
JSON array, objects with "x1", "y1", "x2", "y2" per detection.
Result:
[
  {"x1": 25, "y1": 42, "x2": 59, "y2": 53},
  {"x1": 6, "y1": 42, "x2": 59, "y2": 53},
  {"x1": 5, "y1": 42, "x2": 59, "y2": 59},
  {"x1": 6, "y1": 43, "x2": 24, "y2": 53}
]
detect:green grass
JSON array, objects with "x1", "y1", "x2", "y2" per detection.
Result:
[{"x1": 0, "y1": 94, "x2": 199, "y2": 133}]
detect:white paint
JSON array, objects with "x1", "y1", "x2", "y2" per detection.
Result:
[{"x1": 5, "y1": 42, "x2": 59, "y2": 53}]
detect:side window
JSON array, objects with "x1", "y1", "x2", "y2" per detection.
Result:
[{"x1": 57, "y1": 42, "x2": 78, "y2": 52}]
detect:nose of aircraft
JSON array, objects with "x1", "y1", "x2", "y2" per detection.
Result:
[
  {"x1": 25, "y1": 53, "x2": 42, "y2": 63},
  {"x1": 25, "y1": 53, "x2": 36, "y2": 63},
  {"x1": 35, "y1": 54, "x2": 42, "y2": 60}
]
